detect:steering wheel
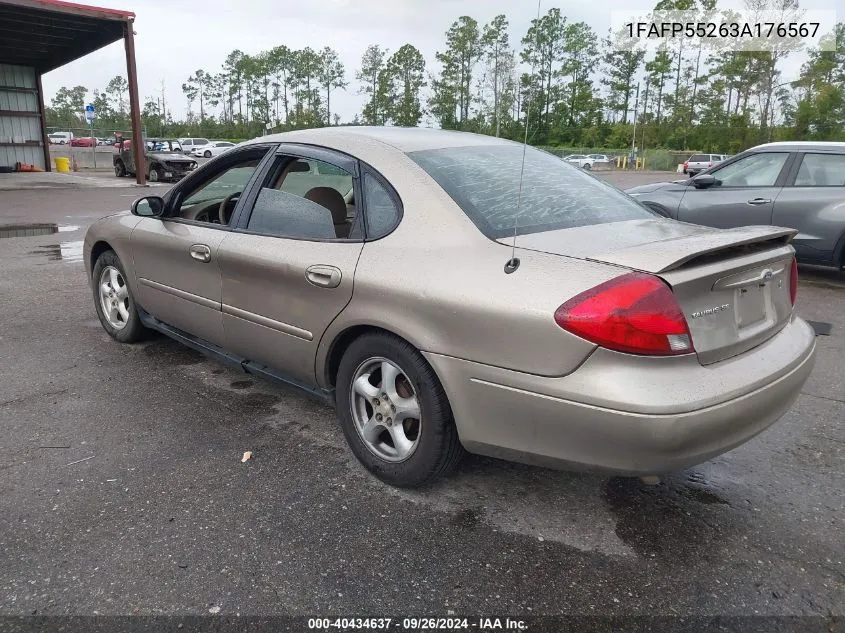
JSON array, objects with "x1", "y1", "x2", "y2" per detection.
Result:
[{"x1": 218, "y1": 191, "x2": 241, "y2": 225}]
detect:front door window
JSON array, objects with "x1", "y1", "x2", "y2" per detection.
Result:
[
  {"x1": 171, "y1": 150, "x2": 267, "y2": 225},
  {"x1": 712, "y1": 153, "x2": 789, "y2": 187}
]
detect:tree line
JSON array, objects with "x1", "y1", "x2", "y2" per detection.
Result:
[{"x1": 46, "y1": 0, "x2": 845, "y2": 154}]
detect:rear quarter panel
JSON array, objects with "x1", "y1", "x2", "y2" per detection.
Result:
[
  {"x1": 772, "y1": 187, "x2": 845, "y2": 265},
  {"x1": 313, "y1": 150, "x2": 627, "y2": 384}
]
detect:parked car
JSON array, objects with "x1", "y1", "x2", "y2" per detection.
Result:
[
  {"x1": 684, "y1": 153, "x2": 726, "y2": 176},
  {"x1": 587, "y1": 153, "x2": 611, "y2": 164},
  {"x1": 48, "y1": 131, "x2": 73, "y2": 144},
  {"x1": 70, "y1": 136, "x2": 96, "y2": 147},
  {"x1": 627, "y1": 141, "x2": 845, "y2": 268},
  {"x1": 179, "y1": 137, "x2": 211, "y2": 154},
  {"x1": 192, "y1": 141, "x2": 236, "y2": 158},
  {"x1": 84, "y1": 127, "x2": 815, "y2": 488},
  {"x1": 563, "y1": 154, "x2": 596, "y2": 169},
  {"x1": 113, "y1": 137, "x2": 196, "y2": 183}
]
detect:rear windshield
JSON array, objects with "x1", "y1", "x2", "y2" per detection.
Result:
[
  {"x1": 689, "y1": 154, "x2": 709, "y2": 162},
  {"x1": 408, "y1": 145, "x2": 654, "y2": 239}
]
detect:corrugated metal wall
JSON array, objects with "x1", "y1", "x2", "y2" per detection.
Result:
[{"x1": 0, "y1": 64, "x2": 44, "y2": 169}]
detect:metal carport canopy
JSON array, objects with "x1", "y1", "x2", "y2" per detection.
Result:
[{"x1": 0, "y1": 0, "x2": 146, "y2": 183}]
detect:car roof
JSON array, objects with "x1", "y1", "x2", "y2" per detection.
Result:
[
  {"x1": 246, "y1": 126, "x2": 520, "y2": 153},
  {"x1": 746, "y1": 141, "x2": 845, "y2": 152}
]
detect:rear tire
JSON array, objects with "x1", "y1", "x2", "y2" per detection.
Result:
[
  {"x1": 92, "y1": 250, "x2": 147, "y2": 344},
  {"x1": 336, "y1": 333, "x2": 464, "y2": 488},
  {"x1": 583, "y1": 163, "x2": 592, "y2": 170},
  {"x1": 114, "y1": 160, "x2": 126, "y2": 177}
]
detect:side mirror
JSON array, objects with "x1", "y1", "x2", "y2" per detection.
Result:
[
  {"x1": 131, "y1": 196, "x2": 165, "y2": 217},
  {"x1": 692, "y1": 173, "x2": 717, "y2": 188}
]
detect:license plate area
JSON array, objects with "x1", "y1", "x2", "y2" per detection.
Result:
[{"x1": 736, "y1": 284, "x2": 767, "y2": 328}]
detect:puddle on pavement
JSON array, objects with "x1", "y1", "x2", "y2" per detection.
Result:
[
  {"x1": 143, "y1": 339, "x2": 205, "y2": 366},
  {"x1": 807, "y1": 320, "x2": 833, "y2": 336},
  {"x1": 230, "y1": 380, "x2": 254, "y2": 390},
  {"x1": 601, "y1": 472, "x2": 737, "y2": 560},
  {"x1": 30, "y1": 241, "x2": 84, "y2": 263},
  {"x1": 450, "y1": 507, "x2": 483, "y2": 529}
]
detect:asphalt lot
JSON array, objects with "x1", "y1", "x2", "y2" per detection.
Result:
[{"x1": 0, "y1": 172, "x2": 843, "y2": 624}]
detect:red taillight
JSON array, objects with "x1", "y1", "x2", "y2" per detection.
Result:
[
  {"x1": 554, "y1": 273, "x2": 694, "y2": 356},
  {"x1": 789, "y1": 257, "x2": 798, "y2": 305}
]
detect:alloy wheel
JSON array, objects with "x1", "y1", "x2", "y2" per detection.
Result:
[
  {"x1": 98, "y1": 266, "x2": 130, "y2": 330},
  {"x1": 349, "y1": 357, "x2": 422, "y2": 463}
]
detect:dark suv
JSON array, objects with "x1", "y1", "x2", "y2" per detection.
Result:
[{"x1": 627, "y1": 142, "x2": 845, "y2": 268}]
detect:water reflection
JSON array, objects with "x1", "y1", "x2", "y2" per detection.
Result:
[
  {"x1": 33, "y1": 241, "x2": 84, "y2": 263},
  {"x1": 0, "y1": 224, "x2": 80, "y2": 238},
  {"x1": 0, "y1": 223, "x2": 58, "y2": 238}
]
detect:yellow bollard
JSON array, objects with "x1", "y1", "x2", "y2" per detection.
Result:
[
  {"x1": 622, "y1": 156, "x2": 628, "y2": 170},
  {"x1": 54, "y1": 156, "x2": 70, "y2": 173}
]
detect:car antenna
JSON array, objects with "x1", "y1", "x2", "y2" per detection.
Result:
[{"x1": 505, "y1": 0, "x2": 542, "y2": 275}]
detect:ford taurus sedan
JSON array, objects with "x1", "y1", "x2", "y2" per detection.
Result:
[
  {"x1": 84, "y1": 127, "x2": 816, "y2": 488},
  {"x1": 628, "y1": 142, "x2": 845, "y2": 268}
]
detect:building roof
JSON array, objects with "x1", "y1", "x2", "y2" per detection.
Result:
[{"x1": 0, "y1": 0, "x2": 135, "y2": 73}]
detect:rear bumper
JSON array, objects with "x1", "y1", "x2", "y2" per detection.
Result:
[{"x1": 424, "y1": 317, "x2": 816, "y2": 474}]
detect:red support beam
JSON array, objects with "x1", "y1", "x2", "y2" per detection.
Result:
[
  {"x1": 123, "y1": 19, "x2": 144, "y2": 185},
  {"x1": 36, "y1": 73, "x2": 51, "y2": 171}
]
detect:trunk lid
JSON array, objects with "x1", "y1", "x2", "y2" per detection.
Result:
[{"x1": 503, "y1": 219, "x2": 797, "y2": 364}]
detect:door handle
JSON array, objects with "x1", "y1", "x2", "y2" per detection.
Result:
[
  {"x1": 305, "y1": 265, "x2": 342, "y2": 288},
  {"x1": 746, "y1": 198, "x2": 772, "y2": 205},
  {"x1": 189, "y1": 244, "x2": 211, "y2": 263}
]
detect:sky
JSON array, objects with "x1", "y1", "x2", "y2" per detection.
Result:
[{"x1": 42, "y1": 0, "x2": 844, "y2": 123}]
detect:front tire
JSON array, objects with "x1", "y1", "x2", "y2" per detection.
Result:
[
  {"x1": 92, "y1": 250, "x2": 146, "y2": 343},
  {"x1": 204, "y1": 150, "x2": 212, "y2": 158},
  {"x1": 114, "y1": 160, "x2": 126, "y2": 177},
  {"x1": 336, "y1": 333, "x2": 464, "y2": 488},
  {"x1": 148, "y1": 165, "x2": 161, "y2": 182}
]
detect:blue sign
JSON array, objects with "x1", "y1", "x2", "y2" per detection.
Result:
[
  {"x1": 84, "y1": 103, "x2": 95, "y2": 124},
  {"x1": 85, "y1": 104, "x2": 95, "y2": 112}
]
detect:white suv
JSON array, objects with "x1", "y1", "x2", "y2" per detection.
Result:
[
  {"x1": 178, "y1": 138, "x2": 210, "y2": 154},
  {"x1": 564, "y1": 154, "x2": 595, "y2": 169}
]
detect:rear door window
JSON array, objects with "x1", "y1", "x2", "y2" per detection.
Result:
[
  {"x1": 245, "y1": 157, "x2": 357, "y2": 240},
  {"x1": 793, "y1": 153, "x2": 845, "y2": 187}
]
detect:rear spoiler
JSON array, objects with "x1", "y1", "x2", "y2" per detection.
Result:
[{"x1": 587, "y1": 226, "x2": 797, "y2": 274}]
